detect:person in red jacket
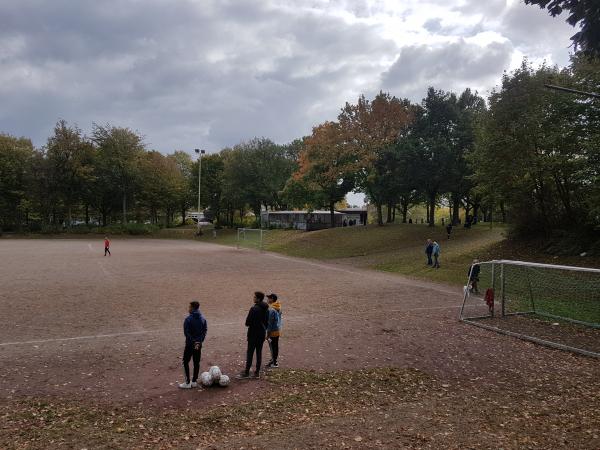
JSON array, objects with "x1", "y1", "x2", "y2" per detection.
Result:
[{"x1": 104, "y1": 236, "x2": 111, "y2": 256}]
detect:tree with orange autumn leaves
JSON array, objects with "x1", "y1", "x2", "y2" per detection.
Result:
[
  {"x1": 290, "y1": 91, "x2": 415, "y2": 226},
  {"x1": 287, "y1": 121, "x2": 360, "y2": 226},
  {"x1": 338, "y1": 91, "x2": 415, "y2": 225}
]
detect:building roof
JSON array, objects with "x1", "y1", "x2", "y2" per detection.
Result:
[
  {"x1": 336, "y1": 208, "x2": 367, "y2": 213},
  {"x1": 262, "y1": 210, "x2": 346, "y2": 215}
]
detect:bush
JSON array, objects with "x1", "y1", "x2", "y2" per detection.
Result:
[{"x1": 90, "y1": 223, "x2": 160, "y2": 235}]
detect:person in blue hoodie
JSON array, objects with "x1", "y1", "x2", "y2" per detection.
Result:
[{"x1": 179, "y1": 301, "x2": 207, "y2": 389}]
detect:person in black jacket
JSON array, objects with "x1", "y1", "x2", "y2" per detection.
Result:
[
  {"x1": 468, "y1": 259, "x2": 481, "y2": 294},
  {"x1": 238, "y1": 291, "x2": 269, "y2": 379},
  {"x1": 179, "y1": 301, "x2": 207, "y2": 389}
]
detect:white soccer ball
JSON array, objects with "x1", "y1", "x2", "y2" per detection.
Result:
[
  {"x1": 200, "y1": 371, "x2": 213, "y2": 386},
  {"x1": 209, "y1": 366, "x2": 222, "y2": 382},
  {"x1": 218, "y1": 374, "x2": 230, "y2": 387}
]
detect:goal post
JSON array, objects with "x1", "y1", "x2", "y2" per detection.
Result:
[
  {"x1": 236, "y1": 228, "x2": 266, "y2": 251},
  {"x1": 460, "y1": 259, "x2": 600, "y2": 358}
]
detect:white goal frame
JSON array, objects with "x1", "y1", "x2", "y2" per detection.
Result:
[
  {"x1": 459, "y1": 259, "x2": 600, "y2": 359},
  {"x1": 236, "y1": 228, "x2": 266, "y2": 251}
]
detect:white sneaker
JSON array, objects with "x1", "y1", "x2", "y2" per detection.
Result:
[
  {"x1": 178, "y1": 382, "x2": 192, "y2": 389},
  {"x1": 191, "y1": 381, "x2": 198, "y2": 388}
]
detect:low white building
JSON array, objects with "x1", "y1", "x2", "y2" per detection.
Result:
[{"x1": 261, "y1": 210, "x2": 366, "y2": 230}]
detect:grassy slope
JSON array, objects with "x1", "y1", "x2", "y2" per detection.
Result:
[
  {"x1": 193, "y1": 223, "x2": 600, "y2": 287},
  {"x1": 194, "y1": 224, "x2": 503, "y2": 285}
]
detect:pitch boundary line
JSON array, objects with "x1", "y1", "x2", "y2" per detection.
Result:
[{"x1": 0, "y1": 307, "x2": 460, "y2": 347}]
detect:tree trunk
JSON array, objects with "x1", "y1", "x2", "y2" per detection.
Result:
[
  {"x1": 428, "y1": 193, "x2": 436, "y2": 227},
  {"x1": 473, "y1": 203, "x2": 480, "y2": 222},
  {"x1": 376, "y1": 203, "x2": 384, "y2": 226},
  {"x1": 402, "y1": 201, "x2": 408, "y2": 223},
  {"x1": 66, "y1": 205, "x2": 72, "y2": 229},
  {"x1": 451, "y1": 192, "x2": 460, "y2": 225},
  {"x1": 181, "y1": 206, "x2": 186, "y2": 226},
  {"x1": 330, "y1": 201, "x2": 336, "y2": 228},
  {"x1": 85, "y1": 204, "x2": 89, "y2": 225},
  {"x1": 500, "y1": 202, "x2": 506, "y2": 223},
  {"x1": 386, "y1": 202, "x2": 393, "y2": 223},
  {"x1": 122, "y1": 193, "x2": 127, "y2": 224}
]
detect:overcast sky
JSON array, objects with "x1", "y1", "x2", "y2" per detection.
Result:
[{"x1": 1, "y1": 1, "x2": 574, "y2": 172}]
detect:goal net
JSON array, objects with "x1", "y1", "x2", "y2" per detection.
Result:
[
  {"x1": 460, "y1": 260, "x2": 600, "y2": 358},
  {"x1": 236, "y1": 228, "x2": 266, "y2": 251}
]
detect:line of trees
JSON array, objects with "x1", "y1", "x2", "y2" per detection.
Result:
[{"x1": 1, "y1": 56, "x2": 599, "y2": 238}]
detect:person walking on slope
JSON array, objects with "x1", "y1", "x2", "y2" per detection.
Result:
[
  {"x1": 446, "y1": 223, "x2": 453, "y2": 239},
  {"x1": 432, "y1": 240, "x2": 441, "y2": 268},
  {"x1": 238, "y1": 291, "x2": 269, "y2": 379},
  {"x1": 179, "y1": 301, "x2": 207, "y2": 389},
  {"x1": 266, "y1": 293, "x2": 282, "y2": 368},
  {"x1": 425, "y1": 239, "x2": 434, "y2": 266},
  {"x1": 104, "y1": 236, "x2": 111, "y2": 256}
]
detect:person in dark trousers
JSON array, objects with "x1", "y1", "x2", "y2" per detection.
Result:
[
  {"x1": 432, "y1": 240, "x2": 441, "y2": 268},
  {"x1": 104, "y1": 236, "x2": 111, "y2": 256},
  {"x1": 425, "y1": 239, "x2": 433, "y2": 265},
  {"x1": 238, "y1": 291, "x2": 269, "y2": 379},
  {"x1": 468, "y1": 259, "x2": 481, "y2": 294},
  {"x1": 179, "y1": 301, "x2": 207, "y2": 389},
  {"x1": 266, "y1": 293, "x2": 282, "y2": 368},
  {"x1": 446, "y1": 223, "x2": 453, "y2": 239}
]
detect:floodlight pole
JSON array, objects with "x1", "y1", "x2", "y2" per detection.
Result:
[{"x1": 194, "y1": 148, "x2": 206, "y2": 236}]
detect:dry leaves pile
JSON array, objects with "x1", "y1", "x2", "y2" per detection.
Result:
[{"x1": 1, "y1": 367, "x2": 599, "y2": 449}]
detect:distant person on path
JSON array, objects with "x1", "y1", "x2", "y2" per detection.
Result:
[
  {"x1": 238, "y1": 291, "x2": 269, "y2": 379},
  {"x1": 468, "y1": 259, "x2": 481, "y2": 294},
  {"x1": 179, "y1": 301, "x2": 208, "y2": 389},
  {"x1": 425, "y1": 239, "x2": 433, "y2": 266},
  {"x1": 103, "y1": 236, "x2": 111, "y2": 256},
  {"x1": 432, "y1": 241, "x2": 441, "y2": 268},
  {"x1": 446, "y1": 223, "x2": 453, "y2": 239},
  {"x1": 266, "y1": 293, "x2": 282, "y2": 368}
]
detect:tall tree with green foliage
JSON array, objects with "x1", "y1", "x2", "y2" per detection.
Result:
[
  {"x1": 46, "y1": 120, "x2": 95, "y2": 228},
  {"x1": 92, "y1": 124, "x2": 144, "y2": 224},
  {"x1": 472, "y1": 60, "x2": 594, "y2": 234},
  {"x1": 221, "y1": 138, "x2": 295, "y2": 221},
  {"x1": 408, "y1": 88, "x2": 460, "y2": 226},
  {"x1": 169, "y1": 151, "x2": 196, "y2": 225},
  {"x1": 0, "y1": 134, "x2": 36, "y2": 230}
]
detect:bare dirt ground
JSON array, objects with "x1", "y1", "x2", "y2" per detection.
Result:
[{"x1": 0, "y1": 238, "x2": 598, "y2": 449}]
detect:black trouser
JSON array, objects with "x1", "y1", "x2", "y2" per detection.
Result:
[
  {"x1": 268, "y1": 336, "x2": 279, "y2": 363},
  {"x1": 183, "y1": 343, "x2": 201, "y2": 383},
  {"x1": 426, "y1": 253, "x2": 432, "y2": 265},
  {"x1": 104, "y1": 247, "x2": 111, "y2": 256},
  {"x1": 245, "y1": 336, "x2": 264, "y2": 374}
]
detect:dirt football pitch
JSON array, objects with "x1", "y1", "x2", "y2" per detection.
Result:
[{"x1": 0, "y1": 238, "x2": 598, "y2": 449}]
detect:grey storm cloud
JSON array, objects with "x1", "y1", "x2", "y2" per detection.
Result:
[
  {"x1": 0, "y1": 0, "x2": 576, "y2": 154},
  {"x1": 381, "y1": 40, "x2": 514, "y2": 102}
]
